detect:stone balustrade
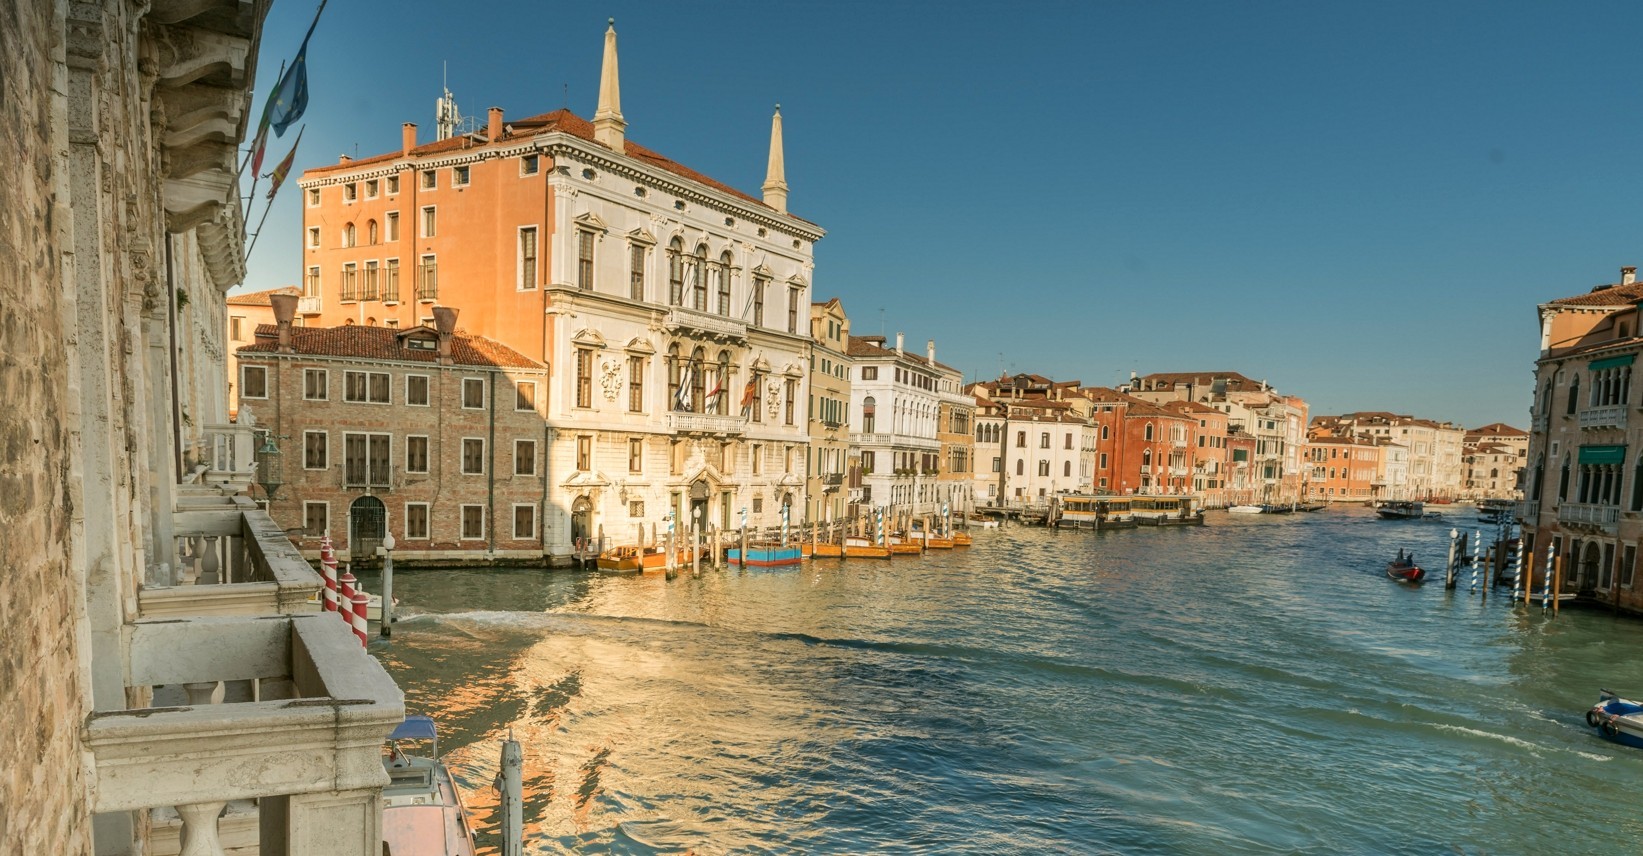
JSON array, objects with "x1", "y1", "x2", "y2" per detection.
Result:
[
  {"x1": 1579, "y1": 404, "x2": 1626, "y2": 430},
  {"x1": 1557, "y1": 502, "x2": 1619, "y2": 531},
  {"x1": 665, "y1": 306, "x2": 747, "y2": 341},
  {"x1": 142, "y1": 494, "x2": 323, "y2": 618},
  {"x1": 667, "y1": 411, "x2": 745, "y2": 436},
  {"x1": 196, "y1": 422, "x2": 257, "y2": 491}
]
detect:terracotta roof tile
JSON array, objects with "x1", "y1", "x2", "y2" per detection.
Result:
[
  {"x1": 226, "y1": 286, "x2": 300, "y2": 306},
  {"x1": 238, "y1": 324, "x2": 543, "y2": 370},
  {"x1": 1548, "y1": 281, "x2": 1643, "y2": 307},
  {"x1": 845, "y1": 335, "x2": 958, "y2": 372}
]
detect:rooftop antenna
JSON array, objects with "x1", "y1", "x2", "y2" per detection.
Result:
[
  {"x1": 435, "y1": 61, "x2": 470, "y2": 141},
  {"x1": 879, "y1": 308, "x2": 885, "y2": 338}
]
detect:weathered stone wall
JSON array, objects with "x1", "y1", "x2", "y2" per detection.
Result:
[{"x1": 0, "y1": 0, "x2": 93, "y2": 851}]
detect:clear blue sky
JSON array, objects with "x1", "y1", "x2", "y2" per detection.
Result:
[{"x1": 240, "y1": 1, "x2": 1643, "y2": 429}]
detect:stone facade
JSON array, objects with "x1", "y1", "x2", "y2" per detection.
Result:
[
  {"x1": 848, "y1": 333, "x2": 964, "y2": 514},
  {"x1": 807, "y1": 299, "x2": 853, "y2": 523}
]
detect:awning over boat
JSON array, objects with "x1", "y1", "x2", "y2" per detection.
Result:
[
  {"x1": 1579, "y1": 444, "x2": 1627, "y2": 465},
  {"x1": 1588, "y1": 353, "x2": 1636, "y2": 371},
  {"x1": 391, "y1": 715, "x2": 438, "y2": 741}
]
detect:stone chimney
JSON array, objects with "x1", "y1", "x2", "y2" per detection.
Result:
[
  {"x1": 895, "y1": 332, "x2": 904, "y2": 356},
  {"x1": 487, "y1": 107, "x2": 504, "y2": 142},
  {"x1": 270, "y1": 292, "x2": 298, "y2": 354},
  {"x1": 927, "y1": 339, "x2": 936, "y2": 365},
  {"x1": 402, "y1": 122, "x2": 417, "y2": 154},
  {"x1": 1625, "y1": 266, "x2": 1637, "y2": 286},
  {"x1": 432, "y1": 306, "x2": 459, "y2": 365},
  {"x1": 592, "y1": 19, "x2": 626, "y2": 151},
  {"x1": 337, "y1": 153, "x2": 352, "y2": 164}
]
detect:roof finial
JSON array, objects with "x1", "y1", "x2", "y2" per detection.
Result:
[
  {"x1": 762, "y1": 104, "x2": 788, "y2": 214},
  {"x1": 593, "y1": 19, "x2": 625, "y2": 150}
]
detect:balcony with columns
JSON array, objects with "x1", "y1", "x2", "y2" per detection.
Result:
[
  {"x1": 1557, "y1": 502, "x2": 1619, "y2": 532},
  {"x1": 140, "y1": 493, "x2": 323, "y2": 619}
]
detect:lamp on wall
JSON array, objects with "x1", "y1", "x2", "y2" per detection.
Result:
[{"x1": 256, "y1": 431, "x2": 283, "y2": 501}]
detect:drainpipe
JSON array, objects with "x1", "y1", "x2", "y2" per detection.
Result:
[{"x1": 489, "y1": 371, "x2": 498, "y2": 555}]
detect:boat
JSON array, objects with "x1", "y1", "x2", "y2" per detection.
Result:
[
  {"x1": 812, "y1": 541, "x2": 844, "y2": 558},
  {"x1": 951, "y1": 531, "x2": 973, "y2": 547},
  {"x1": 1228, "y1": 505, "x2": 1265, "y2": 514},
  {"x1": 1587, "y1": 689, "x2": 1643, "y2": 748},
  {"x1": 1376, "y1": 501, "x2": 1425, "y2": 520},
  {"x1": 1386, "y1": 549, "x2": 1425, "y2": 583},
  {"x1": 382, "y1": 716, "x2": 478, "y2": 856},
  {"x1": 726, "y1": 542, "x2": 803, "y2": 567},
  {"x1": 842, "y1": 537, "x2": 892, "y2": 559},
  {"x1": 1131, "y1": 496, "x2": 1205, "y2": 526},
  {"x1": 596, "y1": 544, "x2": 698, "y2": 573},
  {"x1": 887, "y1": 535, "x2": 924, "y2": 555}
]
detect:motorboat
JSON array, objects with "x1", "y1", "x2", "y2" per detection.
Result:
[
  {"x1": 1228, "y1": 505, "x2": 1265, "y2": 514},
  {"x1": 1376, "y1": 501, "x2": 1425, "y2": 520},
  {"x1": 596, "y1": 544, "x2": 698, "y2": 573},
  {"x1": 951, "y1": 531, "x2": 973, "y2": 547},
  {"x1": 726, "y1": 542, "x2": 803, "y2": 567},
  {"x1": 1587, "y1": 689, "x2": 1643, "y2": 749},
  {"x1": 382, "y1": 716, "x2": 478, "y2": 856},
  {"x1": 1386, "y1": 549, "x2": 1425, "y2": 583}
]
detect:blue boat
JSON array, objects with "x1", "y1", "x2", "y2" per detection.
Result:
[
  {"x1": 1586, "y1": 689, "x2": 1643, "y2": 748},
  {"x1": 727, "y1": 543, "x2": 802, "y2": 567}
]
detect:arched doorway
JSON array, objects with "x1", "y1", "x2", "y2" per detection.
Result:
[
  {"x1": 689, "y1": 479, "x2": 711, "y2": 530},
  {"x1": 571, "y1": 496, "x2": 592, "y2": 548},
  {"x1": 350, "y1": 496, "x2": 386, "y2": 560},
  {"x1": 1580, "y1": 541, "x2": 1602, "y2": 592}
]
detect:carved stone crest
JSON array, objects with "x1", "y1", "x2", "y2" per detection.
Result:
[
  {"x1": 766, "y1": 379, "x2": 782, "y2": 418},
  {"x1": 600, "y1": 359, "x2": 622, "y2": 402}
]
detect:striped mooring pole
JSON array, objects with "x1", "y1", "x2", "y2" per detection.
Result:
[
  {"x1": 1470, "y1": 529, "x2": 1481, "y2": 594},
  {"x1": 1542, "y1": 542, "x2": 1555, "y2": 612},
  {"x1": 1511, "y1": 536, "x2": 1525, "y2": 602}
]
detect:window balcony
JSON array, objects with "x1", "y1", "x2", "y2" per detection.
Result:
[
  {"x1": 854, "y1": 432, "x2": 941, "y2": 451},
  {"x1": 416, "y1": 263, "x2": 438, "y2": 302},
  {"x1": 143, "y1": 494, "x2": 323, "y2": 618},
  {"x1": 87, "y1": 613, "x2": 402, "y2": 856},
  {"x1": 296, "y1": 295, "x2": 322, "y2": 315},
  {"x1": 1580, "y1": 405, "x2": 1627, "y2": 430},
  {"x1": 669, "y1": 411, "x2": 745, "y2": 436},
  {"x1": 1521, "y1": 500, "x2": 1540, "y2": 522},
  {"x1": 1557, "y1": 502, "x2": 1619, "y2": 531},
  {"x1": 665, "y1": 306, "x2": 747, "y2": 342},
  {"x1": 822, "y1": 472, "x2": 845, "y2": 486},
  {"x1": 192, "y1": 423, "x2": 259, "y2": 493},
  {"x1": 1532, "y1": 412, "x2": 1549, "y2": 433}
]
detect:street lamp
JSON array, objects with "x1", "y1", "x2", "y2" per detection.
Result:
[
  {"x1": 255, "y1": 431, "x2": 283, "y2": 502},
  {"x1": 378, "y1": 524, "x2": 396, "y2": 638}
]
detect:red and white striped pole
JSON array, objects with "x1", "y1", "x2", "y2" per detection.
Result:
[
  {"x1": 318, "y1": 537, "x2": 338, "y2": 612},
  {"x1": 337, "y1": 565, "x2": 357, "y2": 628},
  {"x1": 350, "y1": 589, "x2": 369, "y2": 646}
]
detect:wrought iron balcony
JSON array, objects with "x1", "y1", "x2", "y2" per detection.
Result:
[{"x1": 1579, "y1": 405, "x2": 1627, "y2": 430}]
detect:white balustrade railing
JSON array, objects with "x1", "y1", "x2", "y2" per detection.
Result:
[
  {"x1": 669, "y1": 412, "x2": 746, "y2": 435},
  {"x1": 1579, "y1": 405, "x2": 1626, "y2": 429},
  {"x1": 1557, "y1": 502, "x2": 1619, "y2": 529},
  {"x1": 665, "y1": 307, "x2": 747, "y2": 340}
]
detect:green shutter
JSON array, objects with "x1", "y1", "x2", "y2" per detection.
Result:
[
  {"x1": 1578, "y1": 444, "x2": 1627, "y2": 465},
  {"x1": 1587, "y1": 353, "x2": 1636, "y2": 371}
]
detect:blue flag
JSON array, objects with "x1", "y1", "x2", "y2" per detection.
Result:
[{"x1": 266, "y1": 39, "x2": 311, "y2": 136}]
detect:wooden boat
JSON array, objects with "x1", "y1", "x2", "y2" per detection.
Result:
[
  {"x1": 1588, "y1": 689, "x2": 1643, "y2": 748},
  {"x1": 596, "y1": 544, "x2": 696, "y2": 573},
  {"x1": 812, "y1": 541, "x2": 845, "y2": 558},
  {"x1": 951, "y1": 531, "x2": 973, "y2": 547},
  {"x1": 1134, "y1": 510, "x2": 1206, "y2": 526},
  {"x1": 1376, "y1": 500, "x2": 1425, "y2": 520},
  {"x1": 727, "y1": 543, "x2": 803, "y2": 567},
  {"x1": 843, "y1": 537, "x2": 892, "y2": 559},
  {"x1": 918, "y1": 532, "x2": 955, "y2": 549},
  {"x1": 887, "y1": 535, "x2": 924, "y2": 555},
  {"x1": 382, "y1": 716, "x2": 478, "y2": 856},
  {"x1": 1386, "y1": 549, "x2": 1425, "y2": 583}
]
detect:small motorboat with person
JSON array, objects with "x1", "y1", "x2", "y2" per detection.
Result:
[
  {"x1": 1587, "y1": 689, "x2": 1643, "y2": 749},
  {"x1": 1386, "y1": 548, "x2": 1425, "y2": 583}
]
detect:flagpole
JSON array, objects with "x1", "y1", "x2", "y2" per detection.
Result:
[
  {"x1": 243, "y1": 0, "x2": 329, "y2": 214},
  {"x1": 245, "y1": 124, "x2": 305, "y2": 261},
  {"x1": 238, "y1": 59, "x2": 285, "y2": 178}
]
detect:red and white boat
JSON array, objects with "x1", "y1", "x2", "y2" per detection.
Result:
[{"x1": 1386, "y1": 549, "x2": 1425, "y2": 583}]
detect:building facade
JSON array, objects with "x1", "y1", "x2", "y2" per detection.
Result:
[
  {"x1": 1463, "y1": 422, "x2": 1529, "y2": 500},
  {"x1": 1306, "y1": 436, "x2": 1382, "y2": 501},
  {"x1": 848, "y1": 333, "x2": 962, "y2": 514},
  {"x1": 237, "y1": 305, "x2": 552, "y2": 563},
  {"x1": 293, "y1": 23, "x2": 822, "y2": 554},
  {"x1": 807, "y1": 299, "x2": 853, "y2": 524},
  {"x1": 1129, "y1": 372, "x2": 1310, "y2": 503}
]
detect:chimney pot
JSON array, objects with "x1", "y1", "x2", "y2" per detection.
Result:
[
  {"x1": 402, "y1": 122, "x2": 417, "y2": 154},
  {"x1": 927, "y1": 339, "x2": 936, "y2": 365},
  {"x1": 338, "y1": 153, "x2": 352, "y2": 164},
  {"x1": 487, "y1": 107, "x2": 504, "y2": 142},
  {"x1": 895, "y1": 332, "x2": 904, "y2": 355},
  {"x1": 270, "y1": 293, "x2": 299, "y2": 353},
  {"x1": 1624, "y1": 266, "x2": 1637, "y2": 286},
  {"x1": 432, "y1": 306, "x2": 459, "y2": 364}
]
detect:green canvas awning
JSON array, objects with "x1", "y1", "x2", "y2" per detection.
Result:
[
  {"x1": 1579, "y1": 444, "x2": 1627, "y2": 465},
  {"x1": 1588, "y1": 353, "x2": 1636, "y2": 371}
]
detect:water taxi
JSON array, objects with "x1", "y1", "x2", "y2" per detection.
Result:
[
  {"x1": 382, "y1": 716, "x2": 478, "y2": 856},
  {"x1": 1376, "y1": 501, "x2": 1425, "y2": 520},
  {"x1": 596, "y1": 544, "x2": 698, "y2": 573},
  {"x1": 1130, "y1": 496, "x2": 1204, "y2": 526}
]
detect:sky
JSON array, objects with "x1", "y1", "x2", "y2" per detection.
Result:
[{"x1": 239, "y1": 1, "x2": 1643, "y2": 429}]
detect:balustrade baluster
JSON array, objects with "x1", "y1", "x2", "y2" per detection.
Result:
[{"x1": 175, "y1": 800, "x2": 228, "y2": 856}]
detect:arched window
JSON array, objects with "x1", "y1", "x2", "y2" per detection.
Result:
[
  {"x1": 862, "y1": 396, "x2": 876, "y2": 433},
  {"x1": 367, "y1": 219, "x2": 379, "y2": 244},
  {"x1": 667, "y1": 237, "x2": 684, "y2": 305},
  {"x1": 1632, "y1": 456, "x2": 1643, "y2": 511},
  {"x1": 667, "y1": 344, "x2": 681, "y2": 410},
  {"x1": 1541, "y1": 380, "x2": 1552, "y2": 415},
  {"x1": 1568, "y1": 375, "x2": 1580, "y2": 415},
  {"x1": 715, "y1": 350, "x2": 731, "y2": 415},
  {"x1": 1532, "y1": 464, "x2": 1543, "y2": 501},
  {"x1": 344, "y1": 222, "x2": 357, "y2": 247},
  {"x1": 1142, "y1": 449, "x2": 1152, "y2": 468},
  {"x1": 1015, "y1": 459, "x2": 1024, "y2": 476},
  {"x1": 1144, "y1": 424, "x2": 1154, "y2": 441},
  {"x1": 690, "y1": 346, "x2": 706, "y2": 413},
  {"x1": 717, "y1": 251, "x2": 732, "y2": 316},
  {"x1": 692, "y1": 244, "x2": 709, "y2": 310},
  {"x1": 1064, "y1": 461, "x2": 1072, "y2": 477}
]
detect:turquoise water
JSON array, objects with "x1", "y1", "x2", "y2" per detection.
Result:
[{"x1": 365, "y1": 506, "x2": 1643, "y2": 854}]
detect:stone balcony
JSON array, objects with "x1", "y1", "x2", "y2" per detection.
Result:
[
  {"x1": 297, "y1": 294, "x2": 322, "y2": 315},
  {"x1": 87, "y1": 613, "x2": 403, "y2": 856},
  {"x1": 1557, "y1": 502, "x2": 1619, "y2": 532},
  {"x1": 669, "y1": 411, "x2": 746, "y2": 436},
  {"x1": 192, "y1": 422, "x2": 258, "y2": 494},
  {"x1": 1521, "y1": 500, "x2": 1540, "y2": 523},
  {"x1": 665, "y1": 306, "x2": 747, "y2": 341},
  {"x1": 1579, "y1": 405, "x2": 1627, "y2": 430},
  {"x1": 143, "y1": 494, "x2": 322, "y2": 618},
  {"x1": 855, "y1": 432, "x2": 941, "y2": 451}
]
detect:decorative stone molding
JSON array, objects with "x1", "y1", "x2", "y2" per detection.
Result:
[{"x1": 599, "y1": 359, "x2": 622, "y2": 401}]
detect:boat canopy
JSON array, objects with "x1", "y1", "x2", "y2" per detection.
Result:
[
  {"x1": 1588, "y1": 353, "x2": 1636, "y2": 371},
  {"x1": 391, "y1": 715, "x2": 439, "y2": 742},
  {"x1": 1579, "y1": 444, "x2": 1627, "y2": 465}
]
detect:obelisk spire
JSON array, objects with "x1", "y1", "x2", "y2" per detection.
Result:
[
  {"x1": 762, "y1": 104, "x2": 788, "y2": 214},
  {"x1": 593, "y1": 18, "x2": 625, "y2": 150}
]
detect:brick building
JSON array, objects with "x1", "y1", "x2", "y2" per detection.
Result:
[
  {"x1": 238, "y1": 303, "x2": 551, "y2": 563},
  {"x1": 291, "y1": 22, "x2": 820, "y2": 554}
]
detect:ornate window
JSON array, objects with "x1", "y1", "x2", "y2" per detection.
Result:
[
  {"x1": 718, "y1": 251, "x2": 733, "y2": 315},
  {"x1": 692, "y1": 243, "x2": 709, "y2": 310},
  {"x1": 668, "y1": 237, "x2": 684, "y2": 305},
  {"x1": 690, "y1": 346, "x2": 706, "y2": 413},
  {"x1": 628, "y1": 356, "x2": 645, "y2": 413}
]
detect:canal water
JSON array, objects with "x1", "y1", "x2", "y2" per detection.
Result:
[{"x1": 362, "y1": 506, "x2": 1643, "y2": 854}]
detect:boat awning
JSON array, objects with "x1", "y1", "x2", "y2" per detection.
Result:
[
  {"x1": 390, "y1": 715, "x2": 438, "y2": 741},
  {"x1": 1579, "y1": 444, "x2": 1627, "y2": 465},
  {"x1": 1588, "y1": 353, "x2": 1636, "y2": 371}
]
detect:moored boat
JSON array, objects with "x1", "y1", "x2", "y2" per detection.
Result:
[
  {"x1": 1227, "y1": 505, "x2": 1265, "y2": 514},
  {"x1": 1386, "y1": 549, "x2": 1425, "y2": 583},
  {"x1": 951, "y1": 531, "x2": 973, "y2": 547},
  {"x1": 596, "y1": 544, "x2": 699, "y2": 573},
  {"x1": 1587, "y1": 689, "x2": 1643, "y2": 748},
  {"x1": 843, "y1": 537, "x2": 892, "y2": 559},
  {"x1": 727, "y1": 542, "x2": 803, "y2": 567},
  {"x1": 382, "y1": 716, "x2": 478, "y2": 856},
  {"x1": 812, "y1": 541, "x2": 845, "y2": 558}
]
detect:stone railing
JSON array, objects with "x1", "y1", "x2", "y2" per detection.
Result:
[
  {"x1": 142, "y1": 494, "x2": 323, "y2": 618},
  {"x1": 86, "y1": 614, "x2": 403, "y2": 856},
  {"x1": 1521, "y1": 500, "x2": 1540, "y2": 522},
  {"x1": 1558, "y1": 502, "x2": 1619, "y2": 530},
  {"x1": 665, "y1": 306, "x2": 747, "y2": 341},
  {"x1": 1579, "y1": 405, "x2": 1626, "y2": 430},
  {"x1": 196, "y1": 422, "x2": 257, "y2": 491},
  {"x1": 297, "y1": 294, "x2": 322, "y2": 315},
  {"x1": 668, "y1": 411, "x2": 745, "y2": 436},
  {"x1": 855, "y1": 432, "x2": 940, "y2": 451}
]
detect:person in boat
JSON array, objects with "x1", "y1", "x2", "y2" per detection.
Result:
[{"x1": 1396, "y1": 548, "x2": 1406, "y2": 564}]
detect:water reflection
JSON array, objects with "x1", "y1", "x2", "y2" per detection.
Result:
[{"x1": 368, "y1": 508, "x2": 1643, "y2": 854}]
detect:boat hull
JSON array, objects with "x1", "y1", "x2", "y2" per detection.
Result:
[
  {"x1": 1588, "y1": 693, "x2": 1643, "y2": 749},
  {"x1": 951, "y1": 532, "x2": 973, "y2": 547},
  {"x1": 727, "y1": 546, "x2": 803, "y2": 567},
  {"x1": 1386, "y1": 562, "x2": 1425, "y2": 583},
  {"x1": 812, "y1": 542, "x2": 844, "y2": 558}
]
